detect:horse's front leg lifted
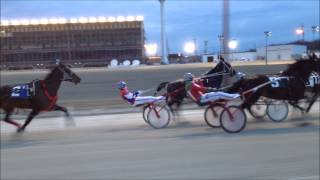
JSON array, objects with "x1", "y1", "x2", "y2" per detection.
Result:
[
  {"x1": 54, "y1": 105, "x2": 76, "y2": 127},
  {"x1": 17, "y1": 110, "x2": 39, "y2": 133},
  {"x1": 54, "y1": 105, "x2": 70, "y2": 117}
]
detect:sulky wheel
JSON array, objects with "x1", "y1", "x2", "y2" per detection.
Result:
[{"x1": 220, "y1": 105, "x2": 247, "y2": 133}]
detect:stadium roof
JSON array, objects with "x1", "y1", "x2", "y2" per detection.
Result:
[{"x1": 0, "y1": 15, "x2": 144, "y2": 26}]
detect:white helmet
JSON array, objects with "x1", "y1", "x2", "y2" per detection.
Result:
[
  {"x1": 117, "y1": 81, "x2": 127, "y2": 90},
  {"x1": 235, "y1": 72, "x2": 246, "y2": 80},
  {"x1": 183, "y1": 73, "x2": 194, "y2": 82}
]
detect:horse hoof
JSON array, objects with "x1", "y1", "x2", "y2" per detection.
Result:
[
  {"x1": 64, "y1": 118, "x2": 76, "y2": 127},
  {"x1": 17, "y1": 127, "x2": 25, "y2": 133}
]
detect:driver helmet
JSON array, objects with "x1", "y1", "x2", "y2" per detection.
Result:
[
  {"x1": 183, "y1": 73, "x2": 194, "y2": 82},
  {"x1": 55, "y1": 59, "x2": 60, "y2": 65},
  {"x1": 117, "y1": 81, "x2": 127, "y2": 90},
  {"x1": 235, "y1": 72, "x2": 246, "y2": 80}
]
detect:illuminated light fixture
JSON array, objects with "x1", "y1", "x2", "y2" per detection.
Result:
[
  {"x1": 144, "y1": 43, "x2": 158, "y2": 56},
  {"x1": 39, "y1": 18, "x2": 49, "y2": 25},
  {"x1": 30, "y1": 19, "x2": 39, "y2": 25},
  {"x1": 126, "y1": 16, "x2": 135, "y2": 22},
  {"x1": 184, "y1": 42, "x2": 196, "y2": 54},
  {"x1": 11, "y1": 20, "x2": 21, "y2": 26},
  {"x1": 108, "y1": 17, "x2": 116, "y2": 22},
  {"x1": 116, "y1": 16, "x2": 125, "y2": 22},
  {"x1": 1, "y1": 20, "x2": 10, "y2": 26},
  {"x1": 78, "y1": 17, "x2": 88, "y2": 23},
  {"x1": 57, "y1": 18, "x2": 67, "y2": 24},
  {"x1": 295, "y1": 28, "x2": 304, "y2": 35},
  {"x1": 49, "y1": 18, "x2": 59, "y2": 24},
  {"x1": 136, "y1": 16, "x2": 144, "y2": 21},
  {"x1": 98, "y1": 16, "x2": 107, "y2": 22},
  {"x1": 89, "y1": 17, "x2": 97, "y2": 23},
  {"x1": 228, "y1": 40, "x2": 238, "y2": 50},
  {"x1": 69, "y1": 18, "x2": 78, "y2": 24},
  {"x1": 20, "y1": 19, "x2": 30, "y2": 25}
]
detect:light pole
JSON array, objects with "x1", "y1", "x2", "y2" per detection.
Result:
[
  {"x1": 144, "y1": 43, "x2": 158, "y2": 56},
  {"x1": 222, "y1": 0, "x2": 230, "y2": 60},
  {"x1": 295, "y1": 25, "x2": 304, "y2": 42},
  {"x1": 312, "y1": 25, "x2": 319, "y2": 41},
  {"x1": 159, "y1": 0, "x2": 169, "y2": 64},
  {"x1": 203, "y1": 40, "x2": 208, "y2": 55},
  {"x1": 218, "y1": 35, "x2": 224, "y2": 58},
  {"x1": 228, "y1": 39, "x2": 238, "y2": 61},
  {"x1": 264, "y1": 31, "x2": 272, "y2": 65},
  {"x1": 184, "y1": 41, "x2": 196, "y2": 55}
]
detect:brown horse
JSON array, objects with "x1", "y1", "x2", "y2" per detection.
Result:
[
  {"x1": 227, "y1": 55, "x2": 320, "y2": 111},
  {"x1": 0, "y1": 63, "x2": 81, "y2": 132}
]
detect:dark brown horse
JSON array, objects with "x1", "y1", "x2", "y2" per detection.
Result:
[
  {"x1": 227, "y1": 55, "x2": 320, "y2": 112},
  {"x1": 0, "y1": 63, "x2": 81, "y2": 132}
]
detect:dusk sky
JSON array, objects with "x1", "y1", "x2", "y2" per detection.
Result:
[{"x1": 1, "y1": 0, "x2": 319, "y2": 54}]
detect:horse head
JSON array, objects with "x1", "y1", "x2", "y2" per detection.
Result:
[
  {"x1": 205, "y1": 58, "x2": 236, "y2": 76},
  {"x1": 58, "y1": 63, "x2": 81, "y2": 84},
  {"x1": 282, "y1": 56, "x2": 319, "y2": 82}
]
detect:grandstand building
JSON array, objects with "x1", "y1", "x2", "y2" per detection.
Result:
[{"x1": 0, "y1": 16, "x2": 145, "y2": 68}]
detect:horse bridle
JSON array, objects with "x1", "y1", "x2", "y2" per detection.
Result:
[
  {"x1": 199, "y1": 60, "x2": 235, "y2": 79},
  {"x1": 57, "y1": 66, "x2": 74, "y2": 82}
]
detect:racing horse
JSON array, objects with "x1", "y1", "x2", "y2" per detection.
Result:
[
  {"x1": 154, "y1": 57, "x2": 237, "y2": 114},
  {"x1": 0, "y1": 62, "x2": 81, "y2": 132},
  {"x1": 302, "y1": 58, "x2": 320, "y2": 113},
  {"x1": 227, "y1": 55, "x2": 319, "y2": 112}
]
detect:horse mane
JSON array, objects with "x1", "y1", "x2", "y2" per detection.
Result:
[
  {"x1": 44, "y1": 66, "x2": 59, "y2": 80},
  {"x1": 282, "y1": 58, "x2": 314, "y2": 76}
]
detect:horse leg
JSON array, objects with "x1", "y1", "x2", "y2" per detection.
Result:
[
  {"x1": 53, "y1": 105, "x2": 70, "y2": 117},
  {"x1": 3, "y1": 108, "x2": 21, "y2": 128},
  {"x1": 53, "y1": 105, "x2": 76, "y2": 127},
  {"x1": 168, "y1": 100, "x2": 181, "y2": 122},
  {"x1": 242, "y1": 92, "x2": 261, "y2": 110},
  {"x1": 305, "y1": 93, "x2": 318, "y2": 113},
  {"x1": 289, "y1": 101, "x2": 305, "y2": 113},
  {"x1": 168, "y1": 101, "x2": 177, "y2": 119},
  {"x1": 17, "y1": 110, "x2": 39, "y2": 133}
]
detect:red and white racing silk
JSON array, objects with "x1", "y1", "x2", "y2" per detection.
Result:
[
  {"x1": 120, "y1": 87, "x2": 135, "y2": 104},
  {"x1": 120, "y1": 87, "x2": 165, "y2": 106},
  {"x1": 185, "y1": 80, "x2": 240, "y2": 104},
  {"x1": 187, "y1": 82, "x2": 206, "y2": 102}
]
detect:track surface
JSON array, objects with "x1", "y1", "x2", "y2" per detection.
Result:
[
  {"x1": 1, "y1": 106, "x2": 319, "y2": 179},
  {"x1": 1, "y1": 62, "x2": 319, "y2": 179}
]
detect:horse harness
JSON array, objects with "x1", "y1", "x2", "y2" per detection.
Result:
[{"x1": 40, "y1": 80, "x2": 58, "y2": 111}]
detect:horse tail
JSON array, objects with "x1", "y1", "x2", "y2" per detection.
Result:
[{"x1": 154, "y1": 82, "x2": 170, "y2": 95}]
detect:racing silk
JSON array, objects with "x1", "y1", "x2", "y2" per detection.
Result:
[
  {"x1": 119, "y1": 87, "x2": 165, "y2": 106},
  {"x1": 185, "y1": 80, "x2": 208, "y2": 102},
  {"x1": 120, "y1": 87, "x2": 135, "y2": 104},
  {"x1": 185, "y1": 80, "x2": 240, "y2": 104}
]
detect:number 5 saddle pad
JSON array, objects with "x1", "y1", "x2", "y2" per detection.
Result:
[{"x1": 268, "y1": 76, "x2": 289, "y2": 88}]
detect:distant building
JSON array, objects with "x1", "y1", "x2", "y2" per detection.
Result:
[
  {"x1": 0, "y1": 16, "x2": 145, "y2": 68},
  {"x1": 228, "y1": 51, "x2": 256, "y2": 61},
  {"x1": 256, "y1": 44, "x2": 307, "y2": 61},
  {"x1": 202, "y1": 44, "x2": 308, "y2": 63},
  {"x1": 202, "y1": 54, "x2": 219, "y2": 63},
  {"x1": 202, "y1": 51, "x2": 256, "y2": 63}
]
